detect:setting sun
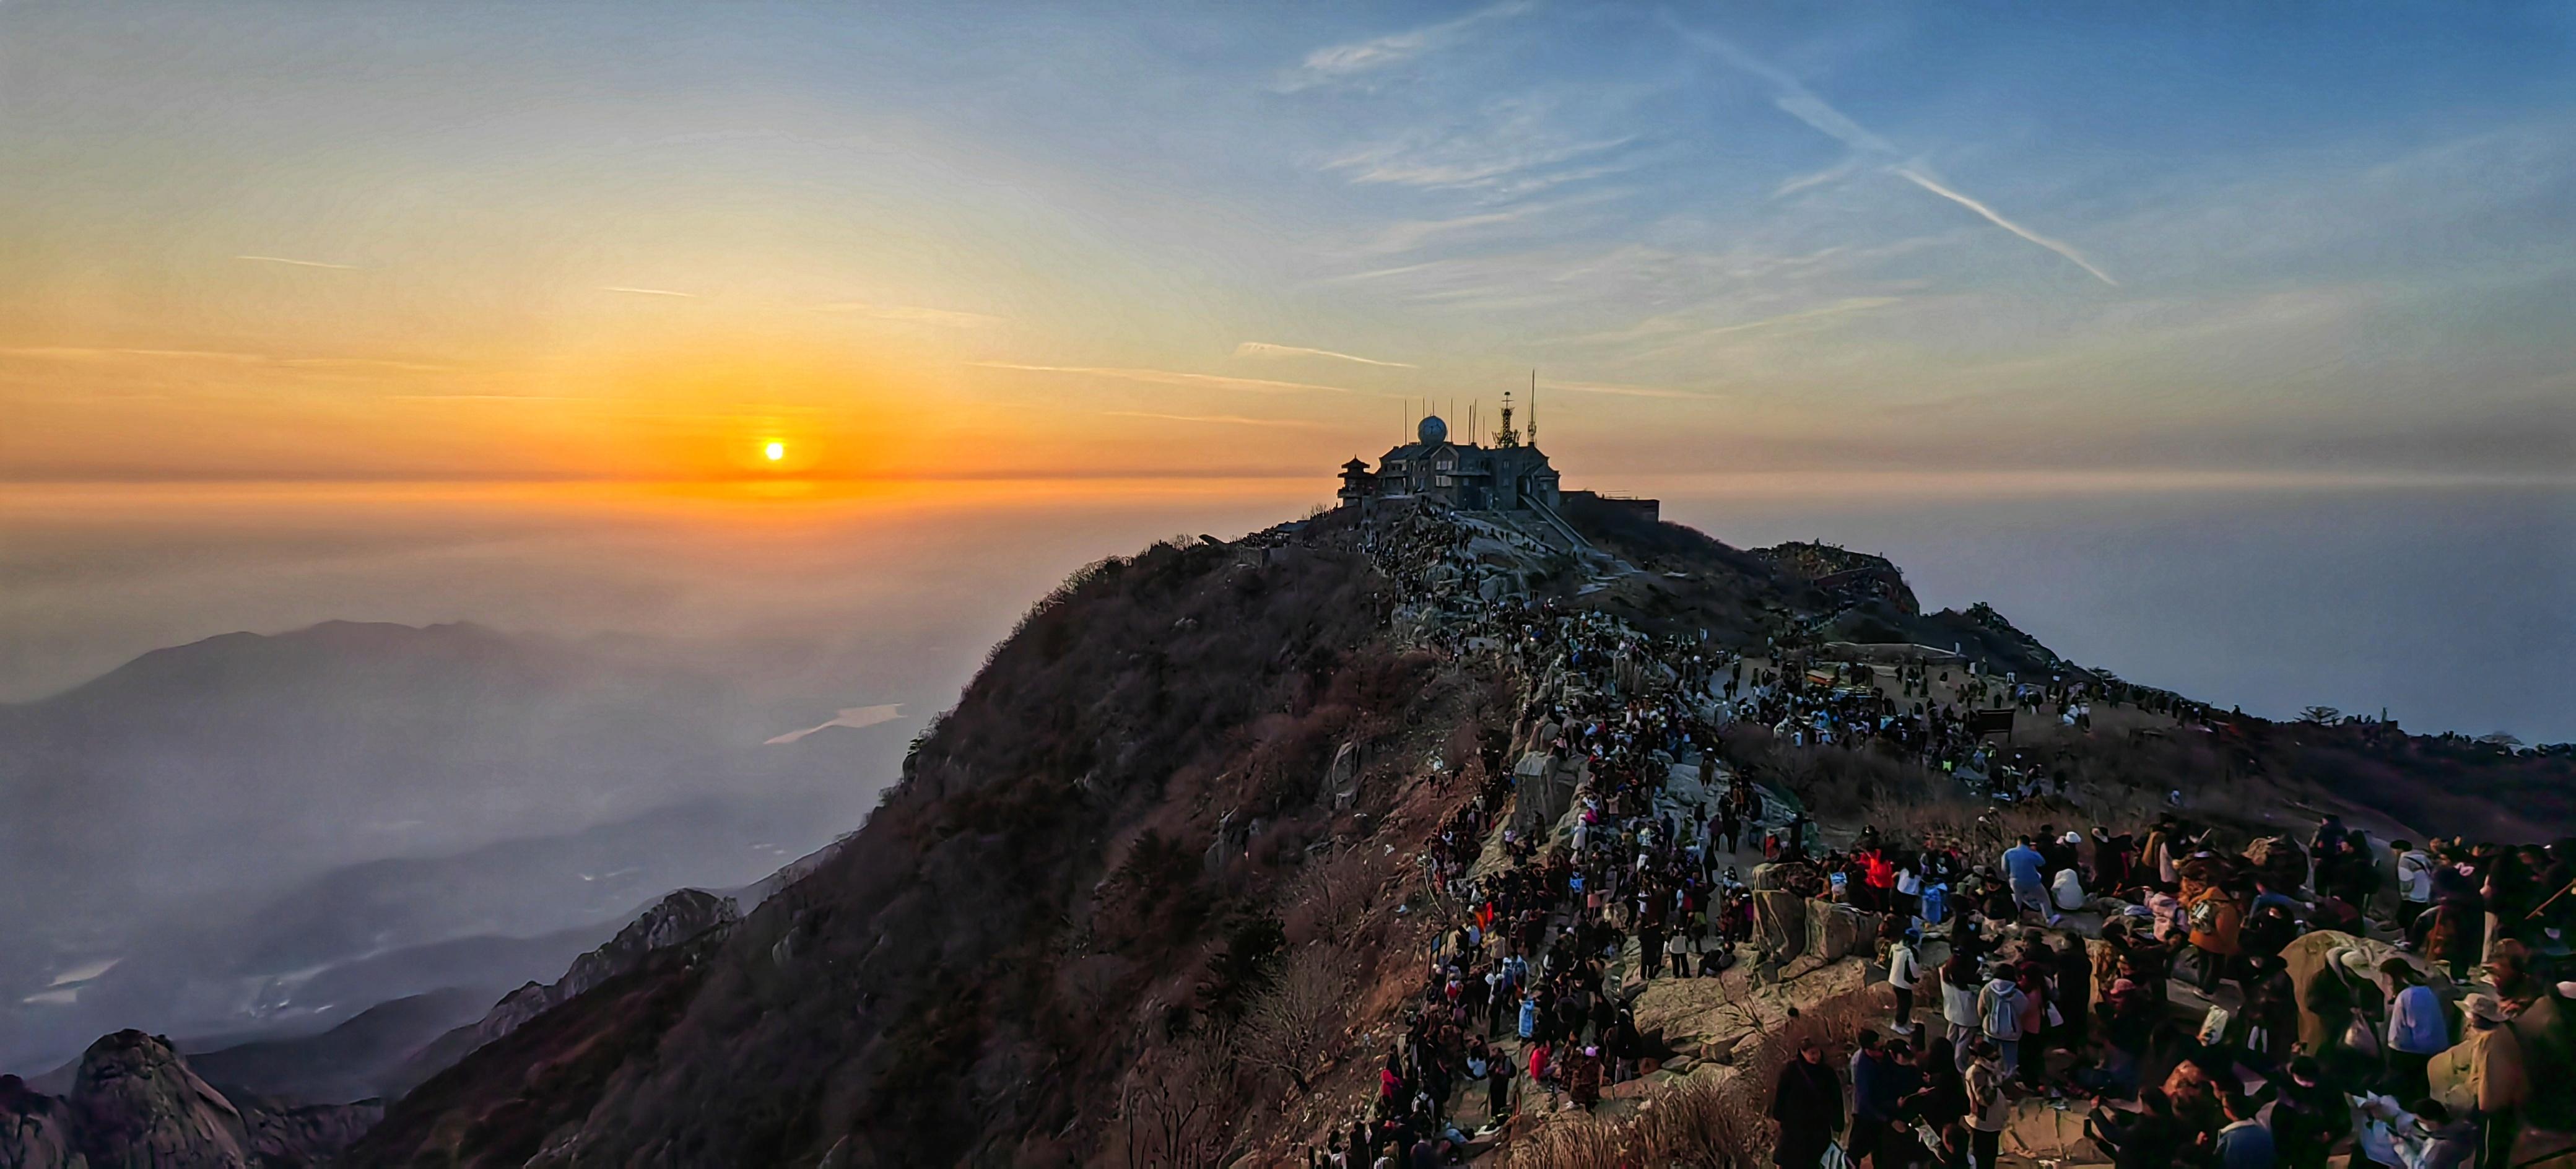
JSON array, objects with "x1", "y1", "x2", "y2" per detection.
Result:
[{"x1": 763, "y1": 441, "x2": 785, "y2": 463}]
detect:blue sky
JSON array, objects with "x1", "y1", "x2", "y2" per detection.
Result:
[{"x1": 1, "y1": 1, "x2": 2571, "y2": 480}]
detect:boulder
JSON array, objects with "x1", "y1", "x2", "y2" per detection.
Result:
[
  {"x1": 0, "y1": 1075, "x2": 85, "y2": 1169},
  {"x1": 1804, "y1": 898, "x2": 1874, "y2": 963},
  {"x1": 1754, "y1": 890, "x2": 1806, "y2": 960},
  {"x1": 69, "y1": 1030, "x2": 253, "y2": 1167}
]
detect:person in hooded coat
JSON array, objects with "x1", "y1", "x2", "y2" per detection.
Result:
[{"x1": 1771, "y1": 1036, "x2": 1845, "y2": 1168}]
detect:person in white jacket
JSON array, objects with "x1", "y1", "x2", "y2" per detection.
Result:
[
  {"x1": 2394, "y1": 841, "x2": 2434, "y2": 932},
  {"x1": 1941, "y1": 953, "x2": 1982, "y2": 1071},
  {"x1": 1887, "y1": 930, "x2": 1921, "y2": 1035}
]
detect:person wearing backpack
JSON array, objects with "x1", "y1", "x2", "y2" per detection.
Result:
[{"x1": 1976, "y1": 965, "x2": 2028, "y2": 1080}]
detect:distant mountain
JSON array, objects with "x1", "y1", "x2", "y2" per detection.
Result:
[
  {"x1": 0, "y1": 620, "x2": 903, "y2": 1073},
  {"x1": 185, "y1": 989, "x2": 495, "y2": 1108}
]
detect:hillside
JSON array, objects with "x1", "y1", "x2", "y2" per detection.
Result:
[{"x1": 87, "y1": 500, "x2": 2573, "y2": 1167}]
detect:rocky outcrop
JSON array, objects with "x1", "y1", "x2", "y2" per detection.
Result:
[
  {"x1": 376, "y1": 888, "x2": 740, "y2": 1100},
  {"x1": 1752, "y1": 541, "x2": 1921, "y2": 615},
  {"x1": 471, "y1": 888, "x2": 737, "y2": 1048},
  {"x1": 0, "y1": 1073, "x2": 86, "y2": 1168},
  {"x1": 0, "y1": 1031, "x2": 373, "y2": 1168},
  {"x1": 240, "y1": 1095, "x2": 383, "y2": 1165},
  {"x1": 66, "y1": 1030, "x2": 253, "y2": 1168}
]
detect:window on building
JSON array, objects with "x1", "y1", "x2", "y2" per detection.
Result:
[{"x1": 1435, "y1": 474, "x2": 1452, "y2": 487}]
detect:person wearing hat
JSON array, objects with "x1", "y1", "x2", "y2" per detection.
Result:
[{"x1": 2458, "y1": 992, "x2": 2527, "y2": 1169}]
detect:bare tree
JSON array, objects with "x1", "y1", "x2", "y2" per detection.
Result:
[
  {"x1": 1118, "y1": 1027, "x2": 1234, "y2": 1168},
  {"x1": 1230, "y1": 942, "x2": 1354, "y2": 1093}
]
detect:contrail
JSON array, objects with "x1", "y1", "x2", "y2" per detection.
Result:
[
  {"x1": 234, "y1": 254, "x2": 360, "y2": 269},
  {"x1": 1894, "y1": 168, "x2": 2118, "y2": 286},
  {"x1": 1233, "y1": 342, "x2": 1415, "y2": 368},
  {"x1": 1666, "y1": 17, "x2": 2118, "y2": 287}
]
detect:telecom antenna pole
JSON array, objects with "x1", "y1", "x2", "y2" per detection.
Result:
[{"x1": 1527, "y1": 369, "x2": 1538, "y2": 446}]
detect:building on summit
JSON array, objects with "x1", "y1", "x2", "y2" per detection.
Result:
[{"x1": 1337, "y1": 395, "x2": 1562, "y2": 513}]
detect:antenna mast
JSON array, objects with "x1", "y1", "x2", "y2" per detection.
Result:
[{"x1": 1527, "y1": 369, "x2": 1538, "y2": 447}]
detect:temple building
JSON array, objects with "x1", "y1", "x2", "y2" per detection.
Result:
[{"x1": 1336, "y1": 401, "x2": 1560, "y2": 513}]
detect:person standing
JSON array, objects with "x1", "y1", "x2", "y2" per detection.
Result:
[
  {"x1": 1977, "y1": 965, "x2": 2028, "y2": 1080},
  {"x1": 1849, "y1": 1030, "x2": 1889, "y2": 1169},
  {"x1": 1887, "y1": 929, "x2": 1922, "y2": 1036},
  {"x1": 1964, "y1": 1040, "x2": 2009, "y2": 1169},
  {"x1": 1771, "y1": 1036, "x2": 1845, "y2": 1168},
  {"x1": 1941, "y1": 953, "x2": 1983, "y2": 1070},
  {"x1": 2394, "y1": 841, "x2": 2434, "y2": 931},
  {"x1": 2382, "y1": 958, "x2": 2447, "y2": 1104},
  {"x1": 1484, "y1": 1045, "x2": 1515, "y2": 1128}
]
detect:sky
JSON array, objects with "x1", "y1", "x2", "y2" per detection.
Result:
[{"x1": 4, "y1": 1, "x2": 2572, "y2": 485}]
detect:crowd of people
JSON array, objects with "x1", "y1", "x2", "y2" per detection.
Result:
[
  {"x1": 1316, "y1": 510, "x2": 1797, "y2": 1166},
  {"x1": 1305, "y1": 506, "x2": 2572, "y2": 1169},
  {"x1": 1775, "y1": 809, "x2": 2573, "y2": 1169}
]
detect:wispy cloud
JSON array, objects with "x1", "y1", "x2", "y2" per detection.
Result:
[
  {"x1": 765, "y1": 703, "x2": 905, "y2": 745},
  {"x1": 0, "y1": 346, "x2": 266, "y2": 363},
  {"x1": 1233, "y1": 342, "x2": 1414, "y2": 368},
  {"x1": 1669, "y1": 20, "x2": 2115, "y2": 286},
  {"x1": 1327, "y1": 133, "x2": 1634, "y2": 192},
  {"x1": 1289, "y1": 0, "x2": 1534, "y2": 86},
  {"x1": 281, "y1": 357, "x2": 451, "y2": 373},
  {"x1": 386, "y1": 394, "x2": 593, "y2": 403},
  {"x1": 0, "y1": 346, "x2": 448, "y2": 373},
  {"x1": 972, "y1": 362, "x2": 1364, "y2": 396},
  {"x1": 1696, "y1": 296, "x2": 1900, "y2": 338},
  {"x1": 1551, "y1": 297, "x2": 1900, "y2": 349},
  {"x1": 1360, "y1": 209, "x2": 1532, "y2": 254},
  {"x1": 233, "y1": 254, "x2": 360, "y2": 270},
  {"x1": 1325, "y1": 259, "x2": 1458, "y2": 284},
  {"x1": 1892, "y1": 168, "x2": 2118, "y2": 286},
  {"x1": 1102, "y1": 411, "x2": 1326, "y2": 428},
  {"x1": 811, "y1": 302, "x2": 1002, "y2": 327},
  {"x1": 601, "y1": 285, "x2": 694, "y2": 297},
  {"x1": 1543, "y1": 379, "x2": 1714, "y2": 400},
  {"x1": 1773, "y1": 157, "x2": 1861, "y2": 198}
]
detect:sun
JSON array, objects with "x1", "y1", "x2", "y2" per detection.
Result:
[{"x1": 763, "y1": 441, "x2": 786, "y2": 463}]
